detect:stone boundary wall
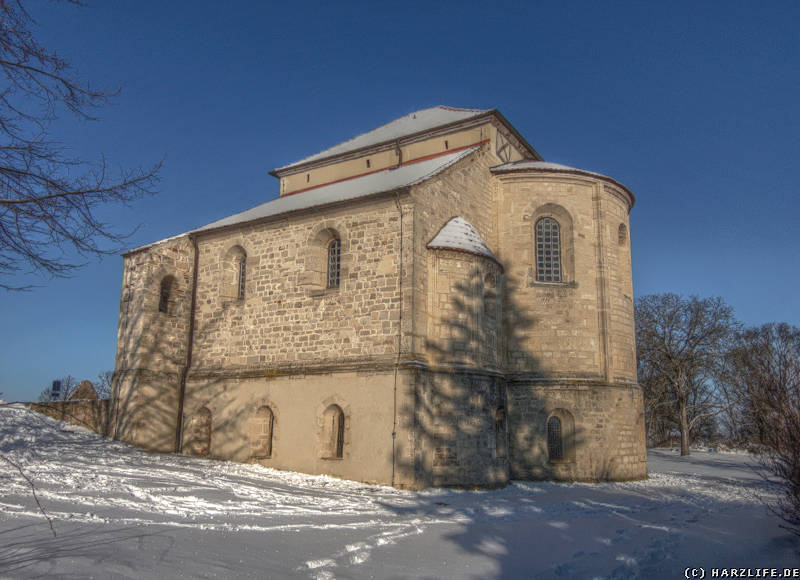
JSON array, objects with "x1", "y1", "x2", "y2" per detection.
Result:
[{"x1": 30, "y1": 400, "x2": 111, "y2": 436}]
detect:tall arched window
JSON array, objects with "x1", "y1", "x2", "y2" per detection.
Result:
[
  {"x1": 536, "y1": 217, "x2": 562, "y2": 282},
  {"x1": 321, "y1": 404, "x2": 345, "y2": 458},
  {"x1": 547, "y1": 416, "x2": 563, "y2": 461},
  {"x1": 222, "y1": 245, "x2": 246, "y2": 302},
  {"x1": 250, "y1": 406, "x2": 274, "y2": 458},
  {"x1": 327, "y1": 239, "x2": 341, "y2": 289},
  {"x1": 237, "y1": 253, "x2": 247, "y2": 300},
  {"x1": 158, "y1": 276, "x2": 173, "y2": 313},
  {"x1": 618, "y1": 223, "x2": 628, "y2": 246}
]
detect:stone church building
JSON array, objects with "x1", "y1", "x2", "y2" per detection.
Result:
[{"x1": 111, "y1": 106, "x2": 647, "y2": 489}]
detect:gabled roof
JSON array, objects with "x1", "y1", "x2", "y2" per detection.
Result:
[
  {"x1": 192, "y1": 147, "x2": 479, "y2": 235},
  {"x1": 273, "y1": 106, "x2": 540, "y2": 175},
  {"x1": 427, "y1": 217, "x2": 502, "y2": 269},
  {"x1": 275, "y1": 106, "x2": 488, "y2": 172}
]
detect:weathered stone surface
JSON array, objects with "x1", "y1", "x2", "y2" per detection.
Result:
[
  {"x1": 31, "y1": 400, "x2": 110, "y2": 436},
  {"x1": 111, "y1": 108, "x2": 647, "y2": 488}
]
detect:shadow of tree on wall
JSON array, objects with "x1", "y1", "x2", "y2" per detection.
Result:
[
  {"x1": 111, "y1": 276, "x2": 267, "y2": 465},
  {"x1": 393, "y1": 260, "x2": 587, "y2": 489},
  {"x1": 384, "y1": 260, "x2": 592, "y2": 578}
]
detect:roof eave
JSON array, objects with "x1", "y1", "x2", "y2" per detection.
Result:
[
  {"x1": 492, "y1": 166, "x2": 636, "y2": 211},
  {"x1": 490, "y1": 109, "x2": 542, "y2": 161}
]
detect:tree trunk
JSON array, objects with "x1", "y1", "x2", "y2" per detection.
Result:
[{"x1": 679, "y1": 400, "x2": 691, "y2": 456}]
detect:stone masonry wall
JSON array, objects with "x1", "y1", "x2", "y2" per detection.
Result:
[
  {"x1": 31, "y1": 400, "x2": 111, "y2": 436},
  {"x1": 507, "y1": 382, "x2": 646, "y2": 481},
  {"x1": 188, "y1": 195, "x2": 408, "y2": 373},
  {"x1": 112, "y1": 235, "x2": 196, "y2": 452},
  {"x1": 601, "y1": 184, "x2": 637, "y2": 383},
  {"x1": 426, "y1": 251, "x2": 502, "y2": 369},
  {"x1": 413, "y1": 369, "x2": 508, "y2": 488},
  {"x1": 410, "y1": 146, "x2": 502, "y2": 360},
  {"x1": 496, "y1": 173, "x2": 617, "y2": 379}
]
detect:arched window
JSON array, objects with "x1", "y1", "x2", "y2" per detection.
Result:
[
  {"x1": 250, "y1": 406, "x2": 274, "y2": 458},
  {"x1": 547, "y1": 416, "x2": 563, "y2": 461},
  {"x1": 618, "y1": 223, "x2": 628, "y2": 246},
  {"x1": 186, "y1": 407, "x2": 212, "y2": 457},
  {"x1": 158, "y1": 276, "x2": 173, "y2": 314},
  {"x1": 536, "y1": 217, "x2": 562, "y2": 282},
  {"x1": 222, "y1": 245, "x2": 247, "y2": 302},
  {"x1": 321, "y1": 404, "x2": 345, "y2": 458},
  {"x1": 237, "y1": 253, "x2": 247, "y2": 300},
  {"x1": 495, "y1": 407, "x2": 507, "y2": 459},
  {"x1": 327, "y1": 238, "x2": 341, "y2": 289}
]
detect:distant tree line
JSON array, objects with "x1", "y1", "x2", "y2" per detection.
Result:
[{"x1": 636, "y1": 293, "x2": 800, "y2": 535}]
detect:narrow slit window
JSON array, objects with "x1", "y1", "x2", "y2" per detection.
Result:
[
  {"x1": 158, "y1": 276, "x2": 172, "y2": 313},
  {"x1": 366, "y1": 159, "x2": 371, "y2": 168},
  {"x1": 444, "y1": 140, "x2": 449, "y2": 150},
  {"x1": 536, "y1": 217, "x2": 562, "y2": 282},
  {"x1": 237, "y1": 254, "x2": 247, "y2": 300},
  {"x1": 322, "y1": 404, "x2": 345, "y2": 458},
  {"x1": 327, "y1": 239, "x2": 341, "y2": 289},
  {"x1": 547, "y1": 416, "x2": 563, "y2": 461}
]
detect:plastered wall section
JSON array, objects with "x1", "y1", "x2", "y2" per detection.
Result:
[
  {"x1": 507, "y1": 383, "x2": 647, "y2": 481},
  {"x1": 181, "y1": 369, "x2": 416, "y2": 487},
  {"x1": 188, "y1": 195, "x2": 409, "y2": 373},
  {"x1": 111, "y1": 235, "x2": 195, "y2": 452}
]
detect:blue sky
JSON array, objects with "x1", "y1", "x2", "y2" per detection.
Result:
[{"x1": 1, "y1": 1, "x2": 798, "y2": 401}]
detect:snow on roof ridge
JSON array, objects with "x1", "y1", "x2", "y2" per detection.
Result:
[
  {"x1": 490, "y1": 159, "x2": 608, "y2": 178},
  {"x1": 128, "y1": 146, "x2": 483, "y2": 254},
  {"x1": 276, "y1": 106, "x2": 490, "y2": 171},
  {"x1": 189, "y1": 146, "x2": 480, "y2": 236},
  {"x1": 490, "y1": 158, "x2": 635, "y2": 209},
  {"x1": 427, "y1": 216, "x2": 501, "y2": 266}
]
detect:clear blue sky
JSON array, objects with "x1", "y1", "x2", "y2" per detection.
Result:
[{"x1": 1, "y1": 1, "x2": 798, "y2": 401}]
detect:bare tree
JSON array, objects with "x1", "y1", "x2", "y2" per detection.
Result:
[
  {"x1": 93, "y1": 370, "x2": 112, "y2": 400},
  {"x1": 635, "y1": 294, "x2": 738, "y2": 456},
  {"x1": 725, "y1": 323, "x2": 800, "y2": 535},
  {"x1": 0, "y1": 1, "x2": 160, "y2": 290},
  {"x1": 37, "y1": 374, "x2": 77, "y2": 402}
]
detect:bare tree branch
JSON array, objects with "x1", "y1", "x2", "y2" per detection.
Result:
[
  {"x1": 0, "y1": 1, "x2": 161, "y2": 290},
  {"x1": 636, "y1": 293, "x2": 738, "y2": 454}
]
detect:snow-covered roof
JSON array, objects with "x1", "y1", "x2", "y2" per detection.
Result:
[
  {"x1": 490, "y1": 159, "x2": 635, "y2": 207},
  {"x1": 427, "y1": 217, "x2": 501, "y2": 267},
  {"x1": 490, "y1": 159, "x2": 608, "y2": 178},
  {"x1": 193, "y1": 147, "x2": 479, "y2": 234},
  {"x1": 276, "y1": 106, "x2": 489, "y2": 171}
]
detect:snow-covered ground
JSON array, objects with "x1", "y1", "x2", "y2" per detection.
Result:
[{"x1": 1, "y1": 405, "x2": 797, "y2": 579}]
